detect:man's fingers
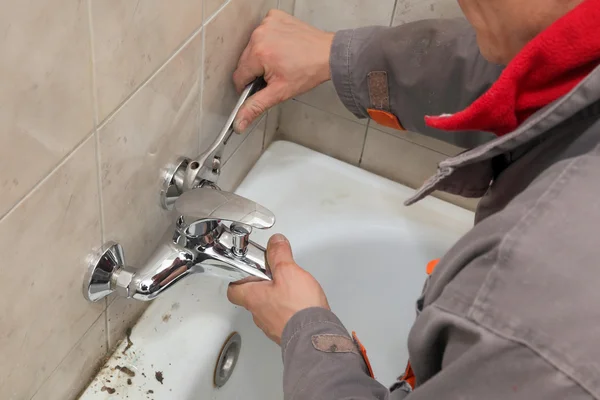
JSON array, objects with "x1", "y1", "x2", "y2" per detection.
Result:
[
  {"x1": 227, "y1": 282, "x2": 250, "y2": 308},
  {"x1": 233, "y1": 47, "x2": 264, "y2": 93},
  {"x1": 233, "y1": 86, "x2": 281, "y2": 133},
  {"x1": 267, "y1": 234, "x2": 294, "y2": 273}
]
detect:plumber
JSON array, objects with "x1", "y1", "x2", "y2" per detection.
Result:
[{"x1": 228, "y1": 0, "x2": 600, "y2": 398}]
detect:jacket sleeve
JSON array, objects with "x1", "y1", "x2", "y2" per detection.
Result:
[
  {"x1": 281, "y1": 307, "x2": 392, "y2": 400},
  {"x1": 329, "y1": 18, "x2": 503, "y2": 148}
]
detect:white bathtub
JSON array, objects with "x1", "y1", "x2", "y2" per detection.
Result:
[{"x1": 80, "y1": 141, "x2": 474, "y2": 400}]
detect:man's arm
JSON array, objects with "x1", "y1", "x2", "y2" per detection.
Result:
[
  {"x1": 330, "y1": 19, "x2": 502, "y2": 147},
  {"x1": 281, "y1": 307, "x2": 390, "y2": 400}
]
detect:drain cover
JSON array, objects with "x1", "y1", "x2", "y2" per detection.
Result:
[{"x1": 214, "y1": 332, "x2": 242, "y2": 387}]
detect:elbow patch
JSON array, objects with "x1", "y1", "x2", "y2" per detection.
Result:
[
  {"x1": 311, "y1": 334, "x2": 360, "y2": 355},
  {"x1": 367, "y1": 71, "x2": 405, "y2": 131},
  {"x1": 312, "y1": 333, "x2": 376, "y2": 379}
]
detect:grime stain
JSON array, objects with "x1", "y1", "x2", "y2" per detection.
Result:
[
  {"x1": 101, "y1": 386, "x2": 116, "y2": 394},
  {"x1": 171, "y1": 302, "x2": 180, "y2": 310},
  {"x1": 122, "y1": 327, "x2": 134, "y2": 355},
  {"x1": 115, "y1": 365, "x2": 136, "y2": 377},
  {"x1": 162, "y1": 313, "x2": 171, "y2": 322},
  {"x1": 155, "y1": 371, "x2": 164, "y2": 384}
]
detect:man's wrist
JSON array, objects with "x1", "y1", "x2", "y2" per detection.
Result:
[{"x1": 318, "y1": 32, "x2": 336, "y2": 83}]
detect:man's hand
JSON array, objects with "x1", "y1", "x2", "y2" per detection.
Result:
[
  {"x1": 227, "y1": 234, "x2": 330, "y2": 344},
  {"x1": 232, "y1": 10, "x2": 335, "y2": 132}
]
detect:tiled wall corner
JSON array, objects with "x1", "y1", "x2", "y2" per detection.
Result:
[
  {"x1": 279, "y1": 100, "x2": 367, "y2": 166},
  {"x1": 90, "y1": 0, "x2": 204, "y2": 120},
  {"x1": 0, "y1": 0, "x2": 95, "y2": 219},
  {"x1": 200, "y1": 0, "x2": 277, "y2": 155},
  {"x1": 275, "y1": 0, "x2": 478, "y2": 210},
  {"x1": 0, "y1": 137, "x2": 104, "y2": 399},
  {"x1": 219, "y1": 117, "x2": 267, "y2": 192}
]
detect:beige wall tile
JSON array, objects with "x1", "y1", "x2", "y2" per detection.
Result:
[
  {"x1": 99, "y1": 32, "x2": 202, "y2": 350},
  {"x1": 201, "y1": 0, "x2": 277, "y2": 154},
  {"x1": 264, "y1": 106, "x2": 281, "y2": 149},
  {"x1": 361, "y1": 127, "x2": 445, "y2": 189},
  {"x1": 219, "y1": 119, "x2": 266, "y2": 192},
  {"x1": 91, "y1": 0, "x2": 204, "y2": 119},
  {"x1": 293, "y1": 0, "x2": 396, "y2": 31},
  {"x1": 278, "y1": 0, "x2": 296, "y2": 14},
  {"x1": 370, "y1": 122, "x2": 464, "y2": 156},
  {"x1": 279, "y1": 100, "x2": 367, "y2": 165},
  {"x1": 393, "y1": 0, "x2": 464, "y2": 25},
  {"x1": 295, "y1": 81, "x2": 366, "y2": 125},
  {"x1": 31, "y1": 313, "x2": 107, "y2": 400},
  {"x1": 206, "y1": 0, "x2": 227, "y2": 21},
  {"x1": 0, "y1": 0, "x2": 94, "y2": 218},
  {"x1": 0, "y1": 137, "x2": 103, "y2": 399}
]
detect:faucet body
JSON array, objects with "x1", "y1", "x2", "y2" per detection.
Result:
[
  {"x1": 84, "y1": 188, "x2": 274, "y2": 303},
  {"x1": 112, "y1": 221, "x2": 269, "y2": 301}
]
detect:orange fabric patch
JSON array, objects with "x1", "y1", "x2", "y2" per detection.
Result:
[
  {"x1": 400, "y1": 362, "x2": 417, "y2": 389},
  {"x1": 426, "y1": 259, "x2": 440, "y2": 275},
  {"x1": 367, "y1": 109, "x2": 405, "y2": 131},
  {"x1": 352, "y1": 332, "x2": 375, "y2": 378}
]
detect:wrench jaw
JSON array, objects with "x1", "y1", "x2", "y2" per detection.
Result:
[{"x1": 160, "y1": 77, "x2": 267, "y2": 209}]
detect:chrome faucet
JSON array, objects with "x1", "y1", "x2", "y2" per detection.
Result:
[
  {"x1": 84, "y1": 187, "x2": 275, "y2": 302},
  {"x1": 83, "y1": 77, "x2": 275, "y2": 303}
]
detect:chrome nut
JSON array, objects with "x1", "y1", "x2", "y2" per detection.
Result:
[{"x1": 113, "y1": 268, "x2": 135, "y2": 298}]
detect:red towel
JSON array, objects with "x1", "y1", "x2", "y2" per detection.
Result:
[{"x1": 425, "y1": 0, "x2": 600, "y2": 136}]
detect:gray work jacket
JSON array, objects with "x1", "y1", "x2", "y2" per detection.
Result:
[{"x1": 281, "y1": 18, "x2": 600, "y2": 400}]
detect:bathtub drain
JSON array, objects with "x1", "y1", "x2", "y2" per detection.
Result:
[{"x1": 214, "y1": 332, "x2": 242, "y2": 388}]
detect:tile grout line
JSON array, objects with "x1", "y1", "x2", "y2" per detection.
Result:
[
  {"x1": 292, "y1": 98, "x2": 457, "y2": 157},
  {"x1": 291, "y1": 98, "x2": 368, "y2": 126},
  {"x1": 199, "y1": 0, "x2": 206, "y2": 155},
  {"x1": 0, "y1": 131, "x2": 95, "y2": 224},
  {"x1": 375, "y1": 127, "x2": 455, "y2": 157},
  {"x1": 86, "y1": 0, "x2": 110, "y2": 355},
  {"x1": 204, "y1": 0, "x2": 232, "y2": 25},
  {"x1": 97, "y1": 24, "x2": 205, "y2": 131},
  {"x1": 390, "y1": 0, "x2": 399, "y2": 26}
]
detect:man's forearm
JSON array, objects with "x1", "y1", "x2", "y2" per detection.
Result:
[
  {"x1": 330, "y1": 19, "x2": 503, "y2": 147},
  {"x1": 282, "y1": 307, "x2": 391, "y2": 399}
]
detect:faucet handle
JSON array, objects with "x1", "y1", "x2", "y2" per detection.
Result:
[{"x1": 174, "y1": 187, "x2": 275, "y2": 229}]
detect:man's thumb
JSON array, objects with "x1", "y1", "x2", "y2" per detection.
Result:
[
  {"x1": 234, "y1": 85, "x2": 279, "y2": 133},
  {"x1": 266, "y1": 234, "x2": 294, "y2": 272}
]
